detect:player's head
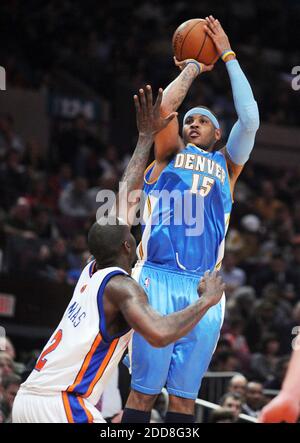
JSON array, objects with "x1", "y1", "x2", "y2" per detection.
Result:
[
  {"x1": 88, "y1": 216, "x2": 136, "y2": 270},
  {"x1": 182, "y1": 106, "x2": 221, "y2": 150}
]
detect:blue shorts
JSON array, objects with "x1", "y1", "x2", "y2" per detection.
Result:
[{"x1": 128, "y1": 261, "x2": 225, "y2": 400}]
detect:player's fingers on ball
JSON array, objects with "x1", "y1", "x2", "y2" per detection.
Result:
[
  {"x1": 209, "y1": 16, "x2": 218, "y2": 30},
  {"x1": 204, "y1": 25, "x2": 214, "y2": 37},
  {"x1": 207, "y1": 15, "x2": 215, "y2": 25},
  {"x1": 174, "y1": 56, "x2": 182, "y2": 66}
]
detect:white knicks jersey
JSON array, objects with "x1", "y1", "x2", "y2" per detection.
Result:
[{"x1": 21, "y1": 262, "x2": 133, "y2": 417}]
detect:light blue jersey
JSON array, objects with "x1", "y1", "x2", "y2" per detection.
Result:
[
  {"x1": 138, "y1": 143, "x2": 232, "y2": 274},
  {"x1": 126, "y1": 144, "x2": 230, "y2": 399}
]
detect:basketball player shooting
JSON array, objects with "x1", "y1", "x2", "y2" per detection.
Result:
[
  {"x1": 12, "y1": 86, "x2": 225, "y2": 423},
  {"x1": 122, "y1": 16, "x2": 260, "y2": 423}
]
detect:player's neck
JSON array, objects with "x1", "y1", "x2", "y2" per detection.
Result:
[{"x1": 96, "y1": 257, "x2": 131, "y2": 274}]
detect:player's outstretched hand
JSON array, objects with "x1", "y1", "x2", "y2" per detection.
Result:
[
  {"x1": 173, "y1": 56, "x2": 214, "y2": 74},
  {"x1": 259, "y1": 392, "x2": 300, "y2": 423},
  {"x1": 204, "y1": 15, "x2": 232, "y2": 56},
  {"x1": 197, "y1": 270, "x2": 225, "y2": 307},
  {"x1": 134, "y1": 85, "x2": 178, "y2": 137}
]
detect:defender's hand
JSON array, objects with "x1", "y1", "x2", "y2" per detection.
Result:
[
  {"x1": 197, "y1": 270, "x2": 225, "y2": 307},
  {"x1": 259, "y1": 392, "x2": 300, "y2": 423},
  {"x1": 134, "y1": 85, "x2": 178, "y2": 137},
  {"x1": 204, "y1": 15, "x2": 232, "y2": 56},
  {"x1": 174, "y1": 56, "x2": 214, "y2": 74}
]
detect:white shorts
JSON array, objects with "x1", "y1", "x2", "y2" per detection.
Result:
[{"x1": 12, "y1": 390, "x2": 106, "y2": 423}]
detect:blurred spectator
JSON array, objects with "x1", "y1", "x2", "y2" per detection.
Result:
[
  {"x1": 32, "y1": 207, "x2": 59, "y2": 241},
  {"x1": 0, "y1": 150, "x2": 28, "y2": 211},
  {"x1": 0, "y1": 114, "x2": 24, "y2": 155},
  {"x1": 251, "y1": 253, "x2": 297, "y2": 297},
  {"x1": 23, "y1": 138, "x2": 46, "y2": 173},
  {"x1": 56, "y1": 114, "x2": 102, "y2": 176},
  {"x1": 227, "y1": 374, "x2": 248, "y2": 401},
  {"x1": 241, "y1": 381, "x2": 265, "y2": 418},
  {"x1": 220, "y1": 252, "x2": 246, "y2": 297},
  {"x1": 244, "y1": 300, "x2": 277, "y2": 352},
  {"x1": 0, "y1": 352, "x2": 14, "y2": 377},
  {"x1": 264, "y1": 356, "x2": 290, "y2": 390},
  {"x1": 254, "y1": 180, "x2": 285, "y2": 222},
  {"x1": 67, "y1": 234, "x2": 88, "y2": 270},
  {"x1": 59, "y1": 177, "x2": 94, "y2": 218},
  {"x1": 209, "y1": 408, "x2": 236, "y2": 423},
  {"x1": 219, "y1": 392, "x2": 242, "y2": 421},
  {"x1": 3, "y1": 197, "x2": 35, "y2": 240},
  {"x1": 1, "y1": 338, "x2": 16, "y2": 361},
  {"x1": 223, "y1": 317, "x2": 251, "y2": 372},
  {"x1": 211, "y1": 350, "x2": 240, "y2": 372},
  {"x1": 0, "y1": 373, "x2": 21, "y2": 423},
  {"x1": 250, "y1": 334, "x2": 280, "y2": 382}
]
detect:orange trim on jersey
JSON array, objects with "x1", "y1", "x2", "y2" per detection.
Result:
[
  {"x1": 220, "y1": 150, "x2": 235, "y2": 203},
  {"x1": 77, "y1": 396, "x2": 94, "y2": 423},
  {"x1": 147, "y1": 196, "x2": 152, "y2": 215},
  {"x1": 138, "y1": 241, "x2": 144, "y2": 260},
  {"x1": 144, "y1": 160, "x2": 158, "y2": 185},
  {"x1": 62, "y1": 391, "x2": 74, "y2": 423},
  {"x1": 83, "y1": 338, "x2": 119, "y2": 398},
  {"x1": 215, "y1": 260, "x2": 223, "y2": 270},
  {"x1": 67, "y1": 334, "x2": 102, "y2": 393}
]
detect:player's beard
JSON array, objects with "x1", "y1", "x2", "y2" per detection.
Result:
[{"x1": 184, "y1": 134, "x2": 216, "y2": 151}]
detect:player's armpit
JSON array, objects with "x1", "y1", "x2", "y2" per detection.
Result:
[
  {"x1": 106, "y1": 276, "x2": 168, "y2": 347},
  {"x1": 220, "y1": 146, "x2": 244, "y2": 192}
]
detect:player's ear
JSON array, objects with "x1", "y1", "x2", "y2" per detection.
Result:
[
  {"x1": 123, "y1": 240, "x2": 131, "y2": 254},
  {"x1": 215, "y1": 128, "x2": 221, "y2": 141}
]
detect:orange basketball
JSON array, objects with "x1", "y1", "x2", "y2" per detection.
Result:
[{"x1": 172, "y1": 18, "x2": 219, "y2": 65}]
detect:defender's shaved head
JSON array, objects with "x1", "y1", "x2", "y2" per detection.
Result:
[{"x1": 88, "y1": 216, "x2": 136, "y2": 268}]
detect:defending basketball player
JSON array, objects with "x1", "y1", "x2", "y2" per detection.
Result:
[
  {"x1": 122, "y1": 16, "x2": 260, "y2": 423},
  {"x1": 12, "y1": 86, "x2": 225, "y2": 423}
]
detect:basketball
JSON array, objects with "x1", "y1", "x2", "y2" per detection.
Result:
[{"x1": 172, "y1": 18, "x2": 219, "y2": 65}]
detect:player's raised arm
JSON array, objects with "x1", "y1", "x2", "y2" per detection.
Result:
[
  {"x1": 153, "y1": 59, "x2": 214, "y2": 167},
  {"x1": 205, "y1": 16, "x2": 260, "y2": 187},
  {"x1": 114, "y1": 86, "x2": 177, "y2": 226},
  {"x1": 107, "y1": 271, "x2": 225, "y2": 347}
]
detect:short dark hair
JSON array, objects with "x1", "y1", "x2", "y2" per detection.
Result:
[
  {"x1": 219, "y1": 392, "x2": 242, "y2": 406},
  {"x1": 88, "y1": 217, "x2": 128, "y2": 265}
]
